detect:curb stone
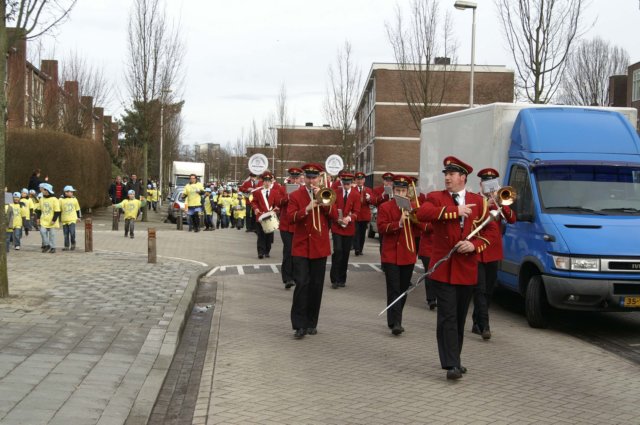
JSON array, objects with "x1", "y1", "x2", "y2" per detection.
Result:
[{"x1": 124, "y1": 267, "x2": 210, "y2": 425}]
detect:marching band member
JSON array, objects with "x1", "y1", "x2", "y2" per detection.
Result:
[
  {"x1": 329, "y1": 173, "x2": 361, "y2": 289},
  {"x1": 471, "y1": 168, "x2": 517, "y2": 340},
  {"x1": 250, "y1": 171, "x2": 278, "y2": 259},
  {"x1": 277, "y1": 167, "x2": 304, "y2": 289},
  {"x1": 353, "y1": 171, "x2": 376, "y2": 256},
  {"x1": 415, "y1": 156, "x2": 498, "y2": 380},
  {"x1": 377, "y1": 175, "x2": 421, "y2": 336},
  {"x1": 288, "y1": 163, "x2": 338, "y2": 339},
  {"x1": 373, "y1": 172, "x2": 394, "y2": 206},
  {"x1": 239, "y1": 172, "x2": 260, "y2": 232}
]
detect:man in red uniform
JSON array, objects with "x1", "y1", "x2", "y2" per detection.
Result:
[
  {"x1": 415, "y1": 156, "x2": 497, "y2": 380},
  {"x1": 352, "y1": 171, "x2": 376, "y2": 256},
  {"x1": 329, "y1": 173, "x2": 361, "y2": 289},
  {"x1": 239, "y1": 172, "x2": 260, "y2": 232},
  {"x1": 250, "y1": 171, "x2": 279, "y2": 259},
  {"x1": 373, "y1": 172, "x2": 394, "y2": 206},
  {"x1": 471, "y1": 168, "x2": 517, "y2": 340},
  {"x1": 288, "y1": 163, "x2": 339, "y2": 338},
  {"x1": 377, "y1": 175, "x2": 421, "y2": 335},
  {"x1": 277, "y1": 167, "x2": 303, "y2": 289}
]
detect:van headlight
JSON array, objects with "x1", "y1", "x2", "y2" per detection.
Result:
[{"x1": 552, "y1": 255, "x2": 600, "y2": 271}]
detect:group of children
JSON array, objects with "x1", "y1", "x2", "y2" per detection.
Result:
[
  {"x1": 4, "y1": 183, "x2": 81, "y2": 253},
  {"x1": 199, "y1": 188, "x2": 246, "y2": 231}
]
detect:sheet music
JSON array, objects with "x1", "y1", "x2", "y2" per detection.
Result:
[{"x1": 394, "y1": 195, "x2": 412, "y2": 211}]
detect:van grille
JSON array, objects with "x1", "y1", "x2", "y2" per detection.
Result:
[{"x1": 601, "y1": 259, "x2": 640, "y2": 273}]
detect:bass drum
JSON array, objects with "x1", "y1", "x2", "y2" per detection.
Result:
[{"x1": 258, "y1": 211, "x2": 280, "y2": 234}]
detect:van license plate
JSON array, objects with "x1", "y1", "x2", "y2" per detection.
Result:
[{"x1": 623, "y1": 297, "x2": 640, "y2": 307}]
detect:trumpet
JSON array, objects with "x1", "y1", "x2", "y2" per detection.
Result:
[{"x1": 495, "y1": 186, "x2": 516, "y2": 206}]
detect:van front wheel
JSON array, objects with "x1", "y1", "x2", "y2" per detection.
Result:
[{"x1": 525, "y1": 275, "x2": 549, "y2": 329}]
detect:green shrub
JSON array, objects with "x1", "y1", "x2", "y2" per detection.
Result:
[{"x1": 6, "y1": 128, "x2": 112, "y2": 209}]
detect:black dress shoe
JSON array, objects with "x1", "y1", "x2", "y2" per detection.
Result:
[
  {"x1": 460, "y1": 366, "x2": 467, "y2": 374},
  {"x1": 258, "y1": 254, "x2": 264, "y2": 259},
  {"x1": 447, "y1": 367, "x2": 463, "y2": 380},
  {"x1": 338, "y1": 282, "x2": 345, "y2": 287},
  {"x1": 331, "y1": 283, "x2": 338, "y2": 289},
  {"x1": 294, "y1": 329, "x2": 306, "y2": 339},
  {"x1": 427, "y1": 300, "x2": 437, "y2": 310},
  {"x1": 284, "y1": 281, "x2": 295, "y2": 289},
  {"x1": 265, "y1": 253, "x2": 270, "y2": 258},
  {"x1": 471, "y1": 324, "x2": 481, "y2": 335},
  {"x1": 306, "y1": 328, "x2": 317, "y2": 335},
  {"x1": 482, "y1": 328, "x2": 492, "y2": 340},
  {"x1": 391, "y1": 324, "x2": 403, "y2": 335}
]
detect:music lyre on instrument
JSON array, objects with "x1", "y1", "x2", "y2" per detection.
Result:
[{"x1": 394, "y1": 195, "x2": 415, "y2": 253}]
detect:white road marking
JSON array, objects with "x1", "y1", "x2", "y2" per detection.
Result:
[
  {"x1": 220, "y1": 266, "x2": 226, "y2": 272},
  {"x1": 92, "y1": 249, "x2": 208, "y2": 267},
  {"x1": 352, "y1": 263, "x2": 360, "y2": 268},
  {"x1": 237, "y1": 266, "x2": 245, "y2": 275},
  {"x1": 270, "y1": 264, "x2": 279, "y2": 273},
  {"x1": 369, "y1": 264, "x2": 383, "y2": 272},
  {"x1": 206, "y1": 267, "x2": 219, "y2": 277}
]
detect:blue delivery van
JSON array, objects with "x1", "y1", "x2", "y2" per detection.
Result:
[{"x1": 420, "y1": 104, "x2": 640, "y2": 328}]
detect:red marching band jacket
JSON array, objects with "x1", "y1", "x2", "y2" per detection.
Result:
[
  {"x1": 288, "y1": 185, "x2": 338, "y2": 259},
  {"x1": 331, "y1": 188, "x2": 361, "y2": 236},
  {"x1": 239, "y1": 178, "x2": 259, "y2": 194},
  {"x1": 354, "y1": 185, "x2": 376, "y2": 222},
  {"x1": 373, "y1": 185, "x2": 392, "y2": 206},
  {"x1": 377, "y1": 198, "x2": 422, "y2": 266},
  {"x1": 250, "y1": 186, "x2": 280, "y2": 219},
  {"x1": 415, "y1": 190, "x2": 498, "y2": 285},
  {"x1": 416, "y1": 193, "x2": 433, "y2": 259},
  {"x1": 479, "y1": 203, "x2": 516, "y2": 263}
]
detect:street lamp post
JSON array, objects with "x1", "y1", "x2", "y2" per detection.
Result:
[
  {"x1": 454, "y1": 0, "x2": 477, "y2": 108},
  {"x1": 159, "y1": 89, "x2": 171, "y2": 205}
]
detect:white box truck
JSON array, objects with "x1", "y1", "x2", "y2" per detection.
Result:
[{"x1": 171, "y1": 161, "x2": 205, "y2": 189}]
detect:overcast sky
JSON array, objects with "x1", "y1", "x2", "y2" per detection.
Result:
[{"x1": 39, "y1": 0, "x2": 640, "y2": 148}]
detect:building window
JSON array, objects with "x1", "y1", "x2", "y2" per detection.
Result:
[{"x1": 633, "y1": 69, "x2": 640, "y2": 102}]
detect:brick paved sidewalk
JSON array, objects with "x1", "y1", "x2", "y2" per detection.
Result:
[
  {"x1": 200, "y1": 271, "x2": 640, "y2": 425},
  {"x1": 0, "y1": 245, "x2": 205, "y2": 425}
]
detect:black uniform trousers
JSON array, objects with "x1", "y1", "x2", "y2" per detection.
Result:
[
  {"x1": 330, "y1": 233, "x2": 353, "y2": 285},
  {"x1": 256, "y1": 223, "x2": 274, "y2": 256},
  {"x1": 353, "y1": 221, "x2": 368, "y2": 253},
  {"x1": 419, "y1": 256, "x2": 436, "y2": 303},
  {"x1": 280, "y1": 230, "x2": 294, "y2": 283},
  {"x1": 291, "y1": 256, "x2": 327, "y2": 330},
  {"x1": 383, "y1": 263, "x2": 414, "y2": 328},
  {"x1": 472, "y1": 261, "x2": 499, "y2": 332},
  {"x1": 432, "y1": 280, "x2": 474, "y2": 369},
  {"x1": 245, "y1": 205, "x2": 255, "y2": 231}
]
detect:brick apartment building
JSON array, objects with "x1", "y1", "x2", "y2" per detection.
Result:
[
  {"x1": 354, "y1": 63, "x2": 514, "y2": 186},
  {"x1": 242, "y1": 124, "x2": 343, "y2": 182},
  {"x1": 609, "y1": 61, "x2": 640, "y2": 129},
  {"x1": 6, "y1": 28, "x2": 118, "y2": 155}
]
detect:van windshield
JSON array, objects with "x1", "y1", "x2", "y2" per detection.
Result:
[{"x1": 536, "y1": 164, "x2": 640, "y2": 215}]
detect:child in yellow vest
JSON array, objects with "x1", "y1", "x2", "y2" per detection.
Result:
[
  {"x1": 203, "y1": 188, "x2": 215, "y2": 231},
  {"x1": 29, "y1": 189, "x2": 39, "y2": 230},
  {"x1": 147, "y1": 184, "x2": 158, "y2": 212},
  {"x1": 232, "y1": 193, "x2": 247, "y2": 230},
  {"x1": 59, "y1": 185, "x2": 81, "y2": 251},
  {"x1": 19, "y1": 188, "x2": 32, "y2": 236},
  {"x1": 4, "y1": 203, "x2": 14, "y2": 253},
  {"x1": 36, "y1": 183, "x2": 61, "y2": 253},
  {"x1": 114, "y1": 190, "x2": 146, "y2": 239}
]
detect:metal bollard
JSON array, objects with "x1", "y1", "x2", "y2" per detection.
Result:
[
  {"x1": 177, "y1": 209, "x2": 183, "y2": 230},
  {"x1": 148, "y1": 228, "x2": 157, "y2": 263},
  {"x1": 112, "y1": 207, "x2": 119, "y2": 231},
  {"x1": 85, "y1": 217, "x2": 93, "y2": 252}
]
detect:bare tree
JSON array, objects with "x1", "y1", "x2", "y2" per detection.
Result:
[
  {"x1": 0, "y1": 0, "x2": 77, "y2": 297},
  {"x1": 125, "y1": 0, "x2": 184, "y2": 220},
  {"x1": 386, "y1": 0, "x2": 457, "y2": 131},
  {"x1": 496, "y1": 0, "x2": 587, "y2": 104},
  {"x1": 272, "y1": 84, "x2": 294, "y2": 179},
  {"x1": 559, "y1": 37, "x2": 629, "y2": 106},
  {"x1": 62, "y1": 50, "x2": 113, "y2": 110},
  {"x1": 323, "y1": 40, "x2": 361, "y2": 171}
]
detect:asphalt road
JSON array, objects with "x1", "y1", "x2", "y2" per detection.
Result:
[{"x1": 492, "y1": 289, "x2": 640, "y2": 365}]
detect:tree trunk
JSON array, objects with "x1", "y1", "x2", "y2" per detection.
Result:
[{"x1": 0, "y1": 3, "x2": 9, "y2": 297}]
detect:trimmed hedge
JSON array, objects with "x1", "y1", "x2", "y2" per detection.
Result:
[{"x1": 6, "y1": 128, "x2": 112, "y2": 209}]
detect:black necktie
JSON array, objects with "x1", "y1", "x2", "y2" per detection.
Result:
[
  {"x1": 452, "y1": 193, "x2": 463, "y2": 228},
  {"x1": 344, "y1": 190, "x2": 348, "y2": 205},
  {"x1": 266, "y1": 189, "x2": 269, "y2": 199}
]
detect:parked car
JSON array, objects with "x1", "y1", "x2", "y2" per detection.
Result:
[
  {"x1": 166, "y1": 187, "x2": 187, "y2": 224},
  {"x1": 368, "y1": 206, "x2": 378, "y2": 238}
]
